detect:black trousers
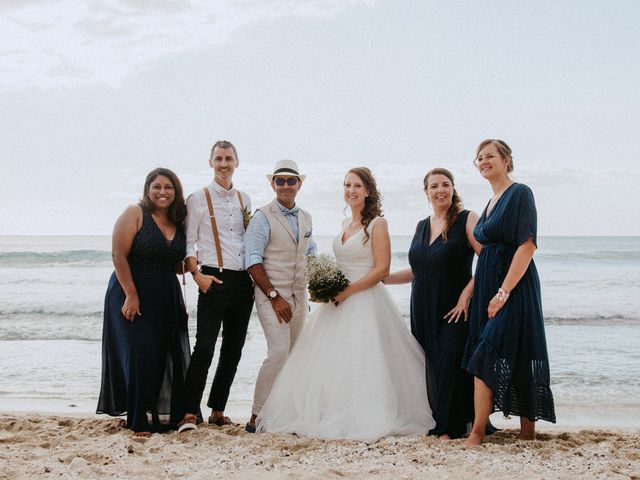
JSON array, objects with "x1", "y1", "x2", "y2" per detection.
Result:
[{"x1": 184, "y1": 267, "x2": 254, "y2": 414}]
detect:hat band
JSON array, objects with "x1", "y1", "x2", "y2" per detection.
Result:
[{"x1": 273, "y1": 168, "x2": 300, "y2": 176}]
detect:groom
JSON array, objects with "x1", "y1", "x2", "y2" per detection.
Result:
[{"x1": 244, "y1": 159, "x2": 316, "y2": 433}]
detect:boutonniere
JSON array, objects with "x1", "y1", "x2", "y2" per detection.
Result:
[{"x1": 242, "y1": 206, "x2": 252, "y2": 230}]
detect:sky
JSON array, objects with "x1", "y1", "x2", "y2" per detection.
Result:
[{"x1": 1, "y1": 0, "x2": 639, "y2": 236}]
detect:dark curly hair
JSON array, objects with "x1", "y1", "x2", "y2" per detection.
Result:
[
  {"x1": 139, "y1": 167, "x2": 187, "y2": 229},
  {"x1": 423, "y1": 167, "x2": 463, "y2": 243},
  {"x1": 346, "y1": 167, "x2": 383, "y2": 244}
]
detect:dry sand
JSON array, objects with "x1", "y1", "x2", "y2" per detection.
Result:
[{"x1": 0, "y1": 414, "x2": 638, "y2": 479}]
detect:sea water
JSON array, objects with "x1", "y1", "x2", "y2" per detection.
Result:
[{"x1": 0, "y1": 235, "x2": 638, "y2": 428}]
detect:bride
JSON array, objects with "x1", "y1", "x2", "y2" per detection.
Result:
[{"x1": 257, "y1": 167, "x2": 435, "y2": 442}]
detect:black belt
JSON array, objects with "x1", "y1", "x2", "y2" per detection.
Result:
[{"x1": 201, "y1": 266, "x2": 248, "y2": 277}]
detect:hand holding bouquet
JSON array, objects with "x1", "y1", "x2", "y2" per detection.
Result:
[{"x1": 305, "y1": 254, "x2": 349, "y2": 303}]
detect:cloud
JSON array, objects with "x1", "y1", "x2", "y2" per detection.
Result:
[{"x1": 0, "y1": 0, "x2": 373, "y2": 91}]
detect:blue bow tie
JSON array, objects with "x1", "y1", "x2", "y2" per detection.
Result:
[{"x1": 283, "y1": 209, "x2": 298, "y2": 217}]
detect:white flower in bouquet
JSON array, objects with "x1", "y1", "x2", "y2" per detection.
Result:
[{"x1": 305, "y1": 254, "x2": 350, "y2": 303}]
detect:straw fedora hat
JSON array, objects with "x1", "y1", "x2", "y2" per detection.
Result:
[{"x1": 266, "y1": 159, "x2": 306, "y2": 183}]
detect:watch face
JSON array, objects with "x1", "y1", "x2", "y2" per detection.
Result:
[{"x1": 269, "y1": 290, "x2": 277, "y2": 298}]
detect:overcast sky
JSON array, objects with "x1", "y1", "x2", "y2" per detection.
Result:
[{"x1": 1, "y1": 0, "x2": 639, "y2": 236}]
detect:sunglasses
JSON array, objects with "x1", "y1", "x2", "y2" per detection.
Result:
[{"x1": 274, "y1": 177, "x2": 299, "y2": 186}]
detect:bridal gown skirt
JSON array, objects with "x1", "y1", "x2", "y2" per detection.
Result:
[{"x1": 257, "y1": 282, "x2": 435, "y2": 442}]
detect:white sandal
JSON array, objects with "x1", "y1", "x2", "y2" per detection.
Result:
[{"x1": 177, "y1": 415, "x2": 198, "y2": 433}]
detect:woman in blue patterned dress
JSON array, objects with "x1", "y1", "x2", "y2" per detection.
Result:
[
  {"x1": 97, "y1": 168, "x2": 191, "y2": 437},
  {"x1": 462, "y1": 140, "x2": 556, "y2": 445}
]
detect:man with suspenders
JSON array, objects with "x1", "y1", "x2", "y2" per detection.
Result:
[{"x1": 178, "y1": 140, "x2": 254, "y2": 432}]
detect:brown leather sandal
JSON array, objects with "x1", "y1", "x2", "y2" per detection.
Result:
[{"x1": 208, "y1": 415, "x2": 237, "y2": 427}]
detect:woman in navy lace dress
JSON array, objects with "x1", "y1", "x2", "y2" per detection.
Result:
[
  {"x1": 97, "y1": 168, "x2": 190, "y2": 436},
  {"x1": 462, "y1": 140, "x2": 556, "y2": 445}
]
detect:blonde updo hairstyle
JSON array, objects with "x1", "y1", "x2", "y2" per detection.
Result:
[{"x1": 476, "y1": 139, "x2": 514, "y2": 173}]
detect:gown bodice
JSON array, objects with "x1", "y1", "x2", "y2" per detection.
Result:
[{"x1": 332, "y1": 217, "x2": 380, "y2": 282}]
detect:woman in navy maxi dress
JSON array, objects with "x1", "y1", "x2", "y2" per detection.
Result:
[
  {"x1": 97, "y1": 168, "x2": 190, "y2": 435},
  {"x1": 462, "y1": 140, "x2": 555, "y2": 445},
  {"x1": 408, "y1": 212, "x2": 475, "y2": 438},
  {"x1": 386, "y1": 168, "x2": 481, "y2": 439}
]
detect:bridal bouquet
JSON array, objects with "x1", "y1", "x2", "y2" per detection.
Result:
[{"x1": 305, "y1": 254, "x2": 350, "y2": 303}]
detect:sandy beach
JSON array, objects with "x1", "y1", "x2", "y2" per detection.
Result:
[{"x1": 1, "y1": 414, "x2": 638, "y2": 479}]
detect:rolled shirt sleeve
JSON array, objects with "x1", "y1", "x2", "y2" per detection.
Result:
[
  {"x1": 245, "y1": 210, "x2": 271, "y2": 269},
  {"x1": 306, "y1": 236, "x2": 317, "y2": 257}
]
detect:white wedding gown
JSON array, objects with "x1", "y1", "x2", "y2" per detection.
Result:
[{"x1": 256, "y1": 217, "x2": 435, "y2": 442}]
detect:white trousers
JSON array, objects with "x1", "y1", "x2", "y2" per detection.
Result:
[{"x1": 251, "y1": 293, "x2": 308, "y2": 416}]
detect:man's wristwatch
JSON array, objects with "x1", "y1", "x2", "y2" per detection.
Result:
[{"x1": 267, "y1": 289, "x2": 279, "y2": 301}]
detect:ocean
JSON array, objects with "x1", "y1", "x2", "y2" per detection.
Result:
[{"x1": 1, "y1": 235, "x2": 639, "y2": 428}]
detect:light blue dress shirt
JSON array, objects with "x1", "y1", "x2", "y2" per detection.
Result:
[{"x1": 245, "y1": 201, "x2": 317, "y2": 269}]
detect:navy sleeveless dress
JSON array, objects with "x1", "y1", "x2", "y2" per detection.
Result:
[
  {"x1": 409, "y1": 210, "x2": 474, "y2": 438},
  {"x1": 97, "y1": 207, "x2": 191, "y2": 432},
  {"x1": 462, "y1": 183, "x2": 556, "y2": 423}
]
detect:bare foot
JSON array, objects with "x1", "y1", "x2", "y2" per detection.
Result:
[
  {"x1": 132, "y1": 431, "x2": 151, "y2": 438},
  {"x1": 463, "y1": 432, "x2": 484, "y2": 446},
  {"x1": 438, "y1": 434, "x2": 451, "y2": 440},
  {"x1": 517, "y1": 417, "x2": 536, "y2": 440}
]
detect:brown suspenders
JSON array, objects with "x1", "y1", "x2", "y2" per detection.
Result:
[{"x1": 202, "y1": 187, "x2": 245, "y2": 273}]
